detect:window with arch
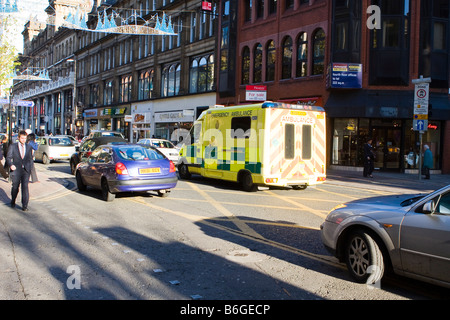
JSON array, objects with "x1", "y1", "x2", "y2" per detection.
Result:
[
  {"x1": 120, "y1": 75, "x2": 133, "y2": 103},
  {"x1": 296, "y1": 32, "x2": 308, "y2": 77},
  {"x1": 312, "y1": 29, "x2": 325, "y2": 75},
  {"x1": 190, "y1": 54, "x2": 215, "y2": 93},
  {"x1": 138, "y1": 69, "x2": 154, "y2": 100},
  {"x1": 266, "y1": 40, "x2": 276, "y2": 81},
  {"x1": 242, "y1": 46, "x2": 250, "y2": 84},
  {"x1": 104, "y1": 80, "x2": 114, "y2": 105},
  {"x1": 161, "y1": 63, "x2": 181, "y2": 97},
  {"x1": 253, "y1": 43, "x2": 263, "y2": 83},
  {"x1": 282, "y1": 36, "x2": 293, "y2": 79}
]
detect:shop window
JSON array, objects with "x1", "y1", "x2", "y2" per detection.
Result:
[{"x1": 332, "y1": 118, "x2": 359, "y2": 166}]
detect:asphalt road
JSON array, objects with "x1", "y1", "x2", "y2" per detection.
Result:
[{"x1": 1, "y1": 161, "x2": 449, "y2": 303}]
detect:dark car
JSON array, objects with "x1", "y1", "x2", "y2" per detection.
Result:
[
  {"x1": 75, "y1": 144, "x2": 178, "y2": 201},
  {"x1": 70, "y1": 136, "x2": 127, "y2": 174}
]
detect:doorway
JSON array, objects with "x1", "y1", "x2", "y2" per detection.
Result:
[{"x1": 371, "y1": 126, "x2": 402, "y2": 170}]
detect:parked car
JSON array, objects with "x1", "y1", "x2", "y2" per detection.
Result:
[
  {"x1": 138, "y1": 138, "x2": 180, "y2": 164},
  {"x1": 87, "y1": 130, "x2": 125, "y2": 139},
  {"x1": 35, "y1": 135, "x2": 76, "y2": 164},
  {"x1": 320, "y1": 185, "x2": 450, "y2": 288},
  {"x1": 75, "y1": 143, "x2": 178, "y2": 201},
  {"x1": 61, "y1": 135, "x2": 80, "y2": 147},
  {"x1": 70, "y1": 136, "x2": 127, "y2": 174}
]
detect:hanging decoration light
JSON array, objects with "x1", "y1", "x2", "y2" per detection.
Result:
[
  {"x1": 10, "y1": 68, "x2": 51, "y2": 81},
  {"x1": 0, "y1": 0, "x2": 18, "y2": 14},
  {"x1": 63, "y1": 8, "x2": 176, "y2": 36}
]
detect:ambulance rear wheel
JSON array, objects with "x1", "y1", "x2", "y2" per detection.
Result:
[
  {"x1": 293, "y1": 185, "x2": 307, "y2": 190},
  {"x1": 178, "y1": 163, "x2": 191, "y2": 179},
  {"x1": 240, "y1": 171, "x2": 257, "y2": 192}
]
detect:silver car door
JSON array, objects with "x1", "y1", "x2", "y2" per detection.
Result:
[{"x1": 400, "y1": 191, "x2": 450, "y2": 283}]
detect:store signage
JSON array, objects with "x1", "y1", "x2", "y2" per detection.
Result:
[
  {"x1": 155, "y1": 111, "x2": 195, "y2": 123},
  {"x1": 202, "y1": 1, "x2": 212, "y2": 11},
  {"x1": 102, "y1": 107, "x2": 127, "y2": 116},
  {"x1": 246, "y1": 85, "x2": 267, "y2": 101},
  {"x1": 84, "y1": 109, "x2": 98, "y2": 118},
  {"x1": 328, "y1": 63, "x2": 362, "y2": 89}
]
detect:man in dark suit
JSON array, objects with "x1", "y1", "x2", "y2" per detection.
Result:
[{"x1": 6, "y1": 130, "x2": 34, "y2": 211}]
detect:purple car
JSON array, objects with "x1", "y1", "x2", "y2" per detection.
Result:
[{"x1": 75, "y1": 143, "x2": 178, "y2": 201}]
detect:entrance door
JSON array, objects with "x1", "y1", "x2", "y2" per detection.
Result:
[{"x1": 371, "y1": 127, "x2": 402, "y2": 170}]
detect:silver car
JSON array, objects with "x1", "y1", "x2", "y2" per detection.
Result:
[
  {"x1": 35, "y1": 135, "x2": 76, "y2": 164},
  {"x1": 320, "y1": 185, "x2": 450, "y2": 288}
]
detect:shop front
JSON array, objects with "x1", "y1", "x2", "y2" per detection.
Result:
[
  {"x1": 154, "y1": 110, "x2": 195, "y2": 143},
  {"x1": 130, "y1": 102, "x2": 153, "y2": 143},
  {"x1": 326, "y1": 90, "x2": 446, "y2": 173}
]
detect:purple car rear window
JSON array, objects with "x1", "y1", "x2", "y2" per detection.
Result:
[{"x1": 116, "y1": 146, "x2": 165, "y2": 161}]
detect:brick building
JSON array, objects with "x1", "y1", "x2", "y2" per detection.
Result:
[{"x1": 216, "y1": 0, "x2": 450, "y2": 174}]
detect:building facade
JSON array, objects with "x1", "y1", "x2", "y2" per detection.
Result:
[
  {"x1": 216, "y1": 0, "x2": 450, "y2": 174},
  {"x1": 14, "y1": 0, "x2": 218, "y2": 143}
]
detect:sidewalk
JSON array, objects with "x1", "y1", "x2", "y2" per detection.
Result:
[
  {"x1": 0, "y1": 169, "x2": 69, "y2": 206},
  {"x1": 326, "y1": 168, "x2": 450, "y2": 194}
]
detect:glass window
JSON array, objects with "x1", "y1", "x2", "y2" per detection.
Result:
[
  {"x1": 254, "y1": 43, "x2": 263, "y2": 83},
  {"x1": 312, "y1": 29, "x2": 325, "y2": 75},
  {"x1": 302, "y1": 125, "x2": 312, "y2": 160},
  {"x1": 331, "y1": 118, "x2": 359, "y2": 166},
  {"x1": 231, "y1": 117, "x2": 251, "y2": 139},
  {"x1": 266, "y1": 40, "x2": 276, "y2": 81},
  {"x1": 138, "y1": 69, "x2": 154, "y2": 100},
  {"x1": 296, "y1": 32, "x2": 308, "y2": 77},
  {"x1": 285, "y1": 123, "x2": 295, "y2": 159},
  {"x1": 382, "y1": 19, "x2": 400, "y2": 48},
  {"x1": 282, "y1": 36, "x2": 292, "y2": 79},
  {"x1": 242, "y1": 46, "x2": 250, "y2": 84}
]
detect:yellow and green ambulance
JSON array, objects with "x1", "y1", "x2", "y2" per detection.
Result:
[{"x1": 178, "y1": 102, "x2": 326, "y2": 191}]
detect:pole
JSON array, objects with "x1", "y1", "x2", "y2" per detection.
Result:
[{"x1": 418, "y1": 131, "x2": 423, "y2": 181}]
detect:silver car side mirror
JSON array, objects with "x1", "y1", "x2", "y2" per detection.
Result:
[{"x1": 423, "y1": 200, "x2": 435, "y2": 214}]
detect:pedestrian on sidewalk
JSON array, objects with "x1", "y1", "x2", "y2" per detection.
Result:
[
  {"x1": 0, "y1": 138, "x2": 9, "y2": 180},
  {"x1": 422, "y1": 144, "x2": 433, "y2": 180},
  {"x1": 6, "y1": 130, "x2": 34, "y2": 211},
  {"x1": 26, "y1": 132, "x2": 39, "y2": 183},
  {"x1": 363, "y1": 138, "x2": 375, "y2": 178}
]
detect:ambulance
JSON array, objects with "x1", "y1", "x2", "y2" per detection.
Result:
[{"x1": 178, "y1": 101, "x2": 326, "y2": 191}]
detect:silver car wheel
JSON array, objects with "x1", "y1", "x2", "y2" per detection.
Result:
[{"x1": 345, "y1": 230, "x2": 384, "y2": 284}]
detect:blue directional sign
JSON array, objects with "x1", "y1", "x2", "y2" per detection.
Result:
[{"x1": 413, "y1": 119, "x2": 428, "y2": 131}]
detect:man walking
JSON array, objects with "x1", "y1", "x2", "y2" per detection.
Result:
[{"x1": 6, "y1": 130, "x2": 34, "y2": 211}]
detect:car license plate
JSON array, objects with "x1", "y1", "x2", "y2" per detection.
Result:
[
  {"x1": 139, "y1": 167, "x2": 161, "y2": 174},
  {"x1": 60, "y1": 154, "x2": 69, "y2": 157}
]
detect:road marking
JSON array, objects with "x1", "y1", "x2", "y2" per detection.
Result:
[
  {"x1": 186, "y1": 182, "x2": 264, "y2": 239},
  {"x1": 263, "y1": 190, "x2": 328, "y2": 219},
  {"x1": 127, "y1": 197, "x2": 341, "y2": 269}
]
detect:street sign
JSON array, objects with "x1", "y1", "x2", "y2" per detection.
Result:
[
  {"x1": 413, "y1": 83, "x2": 429, "y2": 114},
  {"x1": 413, "y1": 119, "x2": 428, "y2": 131},
  {"x1": 0, "y1": 98, "x2": 34, "y2": 107},
  {"x1": 414, "y1": 114, "x2": 428, "y2": 120}
]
